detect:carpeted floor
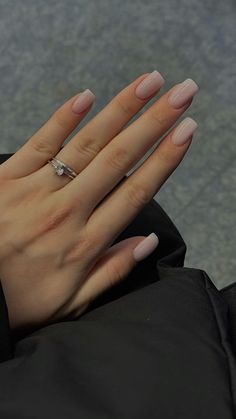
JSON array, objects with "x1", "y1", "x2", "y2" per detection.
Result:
[{"x1": 0, "y1": 0, "x2": 235, "y2": 288}]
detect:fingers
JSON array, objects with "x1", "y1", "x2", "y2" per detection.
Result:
[
  {"x1": 86, "y1": 117, "x2": 198, "y2": 245},
  {"x1": 0, "y1": 90, "x2": 95, "y2": 180},
  {"x1": 61, "y1": 234, "x2": 159, "y2": 317},
  {"x1": 39, "y1": 71, "x2": 165, "y2": 191},
  {"x1": 65, "y1": 79, "x2": 199, "y2": 215}
]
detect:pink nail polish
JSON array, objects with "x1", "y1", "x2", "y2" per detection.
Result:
[
  {"x1": 171, "y1": 117, "x2": 198, "y2": 146},
  {"x1": 135, "y1": 70, "x2": 165, "y2": 100},
  {"x1": 133, "y1": 233, "x2": 159, "y2": 262},
  {"x1": 168, "y1": 79, "x2": 199, "y2": 109},
  {"x1": 72, "y1": 89, "x2": 95, "y2": 114}
]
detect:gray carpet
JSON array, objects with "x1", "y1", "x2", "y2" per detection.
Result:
[{"x1": 0, "y1": 0, "x2": 235, "y2": 288}]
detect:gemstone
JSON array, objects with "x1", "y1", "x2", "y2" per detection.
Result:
[{"x1": 56, "y1": 167, "x2": 64, "y2": 176}]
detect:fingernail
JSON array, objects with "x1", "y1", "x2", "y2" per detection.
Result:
[
  {"x1": 135, "y1": 70, "x2": 165, "y2": 100},
  {"x1": 133, "y1": 232, "x2": 159, "y2": 262},
  {"x1": 171, "y1": 117, "x2": 198, "y2": 146},
  {"x1": 168, "y1": 78, "x2": 199, "y2": 109},
  {"x1": 72, "y1": 89, "x2": 95, "y2": 114}
]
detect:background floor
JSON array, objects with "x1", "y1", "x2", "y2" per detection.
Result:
[{"x1": 0, "y1": 0, "x2": 235, "y2": 288}]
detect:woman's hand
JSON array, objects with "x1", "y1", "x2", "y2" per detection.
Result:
[{"x1": 0, "y1": 71, "x2": 199, "y2": 330}]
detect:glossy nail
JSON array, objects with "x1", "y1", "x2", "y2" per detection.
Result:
[
  {"x1": 168, "y1": 79, "x2": 199, "y2": 109},
  {"x1": 135, "y1": 70, "x2": 165, "y2": 100},
  {"x1": 171, "y1": 117, "x2": 198, "y2": 146},
  {"x1": 133, "y1": 232, "x2": 159, "y2": 262},
  {"x1": 72, "y1": 89, "x2": 95, "y2": 114}
]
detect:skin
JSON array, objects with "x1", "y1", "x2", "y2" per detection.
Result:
[{"x1": 0, "y1": 73, "x2": 195, "y2": 331}]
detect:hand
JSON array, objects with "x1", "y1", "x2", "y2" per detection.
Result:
[{"x1": 0, "y1": 71, "x2": 199, "y2": 330}]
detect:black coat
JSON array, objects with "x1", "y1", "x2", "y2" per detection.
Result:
[{"x1": 0, "y1": 153, "x2": 236, "y2": 419}]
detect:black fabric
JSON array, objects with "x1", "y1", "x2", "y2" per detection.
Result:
[
  {"x1": 221, "y1": 283, "x2": 236, "y2": 356},
  {"x1": 0, "y1": 283, "x2": 12, "y2": 362},
  {"x1": 0, "y1": 152, "x2": 236, "y2": 418}
]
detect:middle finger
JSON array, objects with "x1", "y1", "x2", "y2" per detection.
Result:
[{"x1": 63, "y1": 78, "x2": 199, "y2": 215}]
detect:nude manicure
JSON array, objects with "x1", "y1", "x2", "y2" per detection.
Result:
[
  {"x1": 72, "y1": 89, "x2": 95, "y2": 114},
  {"x1": 133, "y1": 233, "x2": 159, "y2": 262},
  {"x1": 168, "y1": 78, "x2": 199, "y2": 109},
  {"x1": 135, "y1": 70, "x2": 165, "y2": 100},
  {"x1": 171, "y1": 117, "x2": 198, "y2": 146}
]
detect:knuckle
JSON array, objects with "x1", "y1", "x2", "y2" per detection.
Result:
[
  {"x1": 81, "y1": 230, "x2": 100, "y2": 253},
  {"x1": 66, "y1": 231, "x2": 99, "y2": 263},
  {"x1": 52, "y1": 109, "x2": 70, "y2": 130},
  {"x1": 29, "y1": 138, "x2": 55, "y2": 156},
  {"x1": 106, "y1": 260, "x2": 124, "y2": 286},
  {"x1": 72, "y1": 136, "x2": 101, "y2": 159},
  {"x1": 113, "y1": 95, "x2": 136, "y2": 116},
  {"x1": 126, "y1": 181, "x2": 150, "y2": 209},
  {"x1": 41, "y1": 204, "x2": 74, "y2": 234},
  {"x1": 105, "y1": 146, "x2": 130, "y2": 173},
  {"x1": 149, "y1": 107, "x2": 169, "y2": 127}
]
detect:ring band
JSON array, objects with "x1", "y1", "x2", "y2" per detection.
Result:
[{"x1": 48, "y1": 158, "x2": 78, "y2": 180}]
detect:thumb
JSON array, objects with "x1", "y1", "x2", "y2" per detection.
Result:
[{"x1": 79, "y1": 233, "x2": 159, "y2": 304}]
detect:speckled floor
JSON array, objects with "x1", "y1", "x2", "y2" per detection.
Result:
[{"x1": 0, "y1": 0, "x2": 235, "y2": 288}]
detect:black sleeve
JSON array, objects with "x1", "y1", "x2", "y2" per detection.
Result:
[
  {"x1": 221, "y1": 283, "x2": 236, "y2": 353},
  {"x1": 0, "y1": 282, "x2": 13, "y2": 362}
]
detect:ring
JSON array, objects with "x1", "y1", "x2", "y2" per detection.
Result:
[{"x1": 47, "y1": 158, "x2": 78, "y2": 180}]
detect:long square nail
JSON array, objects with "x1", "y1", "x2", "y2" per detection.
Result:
[
  {"x1": 171, "y1": 117, "x2": 198, "y2": 146},
  {"x1": 72, "y1": 89, "x2": 95, "y2": 114},
  {"x1": 168, "y1": 79, "x2": 199, "y2": 109},
  {"x1": 135, "y1": 70, "x2": 165, "y2": 100}
]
